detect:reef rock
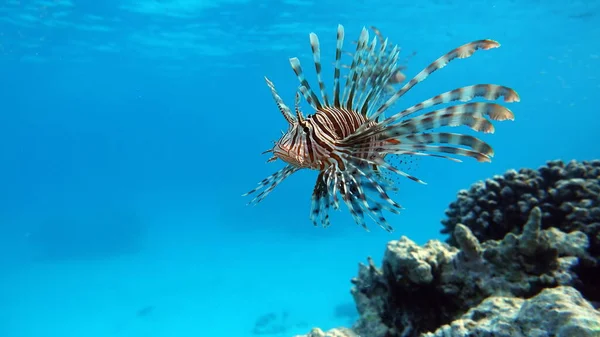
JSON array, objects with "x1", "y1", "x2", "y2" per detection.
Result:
[
  {"x1": 422, "y1": 286, "x2": 600, "y2": 337},
  {"x1": 442, "y1": 160, "x2": 600, "y2": 302},
  {"x1": 292, "y1": 207, "x2": 599, "y2": 337},
  {"x1": 293, "y1": 327, "x2": 359, "y2": 337},
  {"x1": 441, "y1": 160, "x2": 600, "y2": 245},
  {"x1": 441, "y1": 159, "x2": 600, "y2": 303}
]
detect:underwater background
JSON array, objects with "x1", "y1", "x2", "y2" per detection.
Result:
[{"x1": 0, "y1": 0, "x2": 598, "y2": 336}]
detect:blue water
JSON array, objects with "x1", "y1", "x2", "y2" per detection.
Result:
[{"x1": 0, "y1": 0, "x2": 598, "y2": 336}]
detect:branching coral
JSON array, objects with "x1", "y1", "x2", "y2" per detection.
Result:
[{"x1": 441, "y1": 160, "x2": 600, "y2": 302}]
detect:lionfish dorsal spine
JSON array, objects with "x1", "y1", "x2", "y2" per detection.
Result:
[
  {"x1": 289, "y1": 57, "x2": 322, "y2": 110},
  {"x1": 298, "y1": 85, "x2": 316, "y2": 114},
  {"x1": 352, "y1": 36, "x2": 377, "y2": 112},
  {"x1": 367, "y1": 39, "x2": 505, "y2": 124},
  {"x1": 264, "y1": 76, "x2": 295, "y2": 124},
  {"x1": 357, "y1": 44, "x2": 400, "y2": 117},
  {"x1": 294, "y1": 90, "x2": 305, "y2": 122},
  {"x1": 308, "y1": 33, "x2": 330, "y2": 107},
  {"x1": 332, "y1": 24, "x2": 345, "y2": 108},
  {"x1": 341, "y1": 27, "x2": 369, "y2": 110},
  {"x1": 348, "y1": 40, "x2": 507, "y2": 138}
]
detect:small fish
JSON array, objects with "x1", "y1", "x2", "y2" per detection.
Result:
[{"x1": 243, "y1": 24, "x2": 519, "y2": 232}]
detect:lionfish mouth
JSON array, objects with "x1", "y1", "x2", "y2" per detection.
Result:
[
  {"x1": 243, "y1": 24, "x2": 519, "y2": 233},
  {"x1": 272, "y1": 147, "x2": 296, "y2": 164}
]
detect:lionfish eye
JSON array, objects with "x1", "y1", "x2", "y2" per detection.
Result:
[{"x1": 302, "y1": 126, "x2": 309, "y2": 133}]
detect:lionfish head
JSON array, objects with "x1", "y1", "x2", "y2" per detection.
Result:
[
  {"x1": 262, "y1": 77, "x2": 316, "y2": 168},
  {"x1": 269, "y1": 123, "x2": 311, "y2": 168}
]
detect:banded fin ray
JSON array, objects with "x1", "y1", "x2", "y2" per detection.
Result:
[
  {"x1": 352, "y1": 39, "x2": 506, "y2": 134},
  {"x1": 289, "y1": 58, "x2": 323, "y2": 110},
  {"x1": 310, "y1": 171, "x2": 332, "y2": 228},
  {"x1": 345, "y1": 84, "x2": 520, "y2": 144},
  {"x1": 385, "y1": 102, "x2": 516, "y2": 134},
  {"x1": 242, "y1": 165, "x2": 299, "y2": 205},
  {"x1": 333, "y1": 25, "x2": 345, "y2": 108},
  {"x1": 264, "y1": 76, "x2": 296, "y2": 124},
  {"x1": 309, "y1": 33, "x2": 330, "y2": 106},
  {"x1": 341, "y1": 28, "x2": 370, "y2": 111}
]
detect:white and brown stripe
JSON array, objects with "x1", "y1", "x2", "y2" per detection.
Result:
[{"x1": 244, "y1": 24, "x2": 520, "y2": 233}]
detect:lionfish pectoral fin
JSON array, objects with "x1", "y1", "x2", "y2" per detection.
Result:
[
  {"x1": 364, "y1": 39, "x2": 508, "y2": 124},
  {"x1": 347, "y1": 153, "x2": 428, "y2": 185},
  {"x1": 242, "y1": 165, "x2": 298, "y2": 205},
  {"x1": 344, "y1": 85, "x2": 519, "y2": 147},
  {"x1": 343, "y1": 162, "x2": 399, "y2": 233},
  {"x1": 310, "y1": 171, "x2": 332, "y2": 228},
  {"x1": 333, "y1": 171, "x2": 368, "y2": 231}
]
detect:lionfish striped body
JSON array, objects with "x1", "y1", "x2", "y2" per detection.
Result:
[{"x1": 244, "y1": 24, "x2": 520, "y2": 232}]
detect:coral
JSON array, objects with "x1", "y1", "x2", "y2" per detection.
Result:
[
  {"x1": 440, "y1": 159, "x2": 600, "y2": 302},
  {"x1": 292, "y1": 207, "x2": 599, "y2": 337},
  {"x1": 292, "y1": 161, "x2": 600, "y2": 337},
  {"x1": 293, "y1": 327, "x2": 359, "y2": 337},
  {"x1": 422, "y1": 286, "x2": 600, "y2": 337}
]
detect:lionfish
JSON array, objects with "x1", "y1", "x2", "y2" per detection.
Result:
[{"x1": 243, "y1": 24, "x2": 519, "y2": 232}]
